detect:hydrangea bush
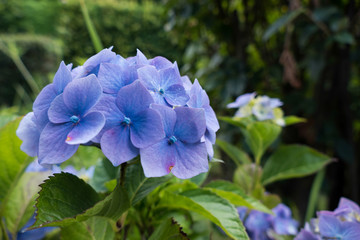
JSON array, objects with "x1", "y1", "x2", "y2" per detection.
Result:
[{"x1": 0, "y1": 49, "x2": 356, "y2": 240}]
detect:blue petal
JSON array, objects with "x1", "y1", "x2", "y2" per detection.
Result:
[
  {"x1": 227, "y1": 92, "x2": 256, "y2": 108},
  {"x1": 63, "y1": 74, "x2": 103, "y2": 115},
  {"x1": 91, "y1": 95, "x2": 124, "y2": 143},
  {"x1": 172, "y1": 141, "x2": 208, "y2": 179},
  {"x1": 140, "y1": 139, "x2": 176, "y2": 177},
  {"x1": 187, "y1": 79, "x2": 209, "y2": 108},
  {"x1": 150, "y1": 104, "x2": 176, "y2": 136},
  {"x1": 38, "y1": 123, "x2": 78, "y2": 164},
  {"x1": 319, "y1": 214, "x2": 360, "y2": 240},
  {"x1": 150, "y1": 56, "x2": 172, "y2": 70},
  {"x1": 164, "y1": 84, "x2": 189, "y2": 106},
  {"x1": 66, "y1": 112, "x2": 105, "y2": 145},
  {"x1": 294, "y1": 230, "x2": 320, "y2": 240},
  {"x1": 53, "y1": 61, "x2": 72, "y2": 94},
  {"x1": 16, "y1": 112, "x2": 40, "y2": 157},
  {"x1": 97, "y1": 63, "x2": 133, "y2": 94},
  {"x1": 174, "y1": 107, "x2": 206, "y2": 143},
  {"x1": 130, "y1": 108, "x2": 165, "y2": 148},
  {"x1": 100, "y1": 126, "x2": 139, "y2": 166},
  {"x1": 48, "y1": 94, "x2": 73, "y2": 123},
  {"x1": 181, "y1": 76, "x2": 192, "y2": 94},
  {"x1": 159, "y1": 66, "x2": 182, "y2": 89},
  {"x1": 33, "y1": 84, "x2": 57, "y2": 129},
  {"x1": 115, "y1": 80, "x2": 154, "y2": 117},
  {"x1": 135, "y1": 49, "x2": 149, "y2": 66},
  {"x1": 137, "y1": 65, "x2": 161, "y2": 90},
  {"x1": 204, "y1": 106, "x2": 220, "y2": 132}
]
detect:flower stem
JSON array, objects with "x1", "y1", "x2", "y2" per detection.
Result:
[{"x1": 119, "y1": 162, "x2": 128, "y2": 187}]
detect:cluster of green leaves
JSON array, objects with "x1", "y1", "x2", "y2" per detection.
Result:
[{"x1": 217, "y1": 116, "x2": 332, "y2": 214}]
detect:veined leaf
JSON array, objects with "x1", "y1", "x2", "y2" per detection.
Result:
[
  {"x1": 149, "y1": 218, "x2": 189, "y2": 240},
  {"x1": 216, "y1": 139, "x2": 251, "y2": 165},
  {"x1": 262, "y1": 145, "x2": 332, "y2": 185}
]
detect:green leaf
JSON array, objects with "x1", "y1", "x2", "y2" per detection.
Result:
[
  {"x1": 124, "y1": 163, "x2": 169, "y2": 205},
  {"x1": 4, "y1": 171, "x2": 51, "y2": 236},
  {"x1": 233, "y1": 164, "x2": 262, "y2": 194},
  {"x1": 242, "y1": 122, "x2": 281, "y2": 162},
  {"x1": 0, "y1": 118, "x2": 32, "y2": 211},
  {"x1": 149, "y1": 218, "x2": 189, "y2": 240},
  {"x1": 157, "y1": 189, "x2": 249, "y2": 240},
  {"x1": 219, "y1": 116, "x2": 250, "y2": 128},
  {"x1": 63, "y1": 145, "x2": 103, "y2": 170},
  {"x1": 216, "y1": 139, "x2": 251, "y2": 165},
  {"x1": 205, "y1": 180, "x2": 271, "y2": 214},
  {"x1": 32, "y1": 172, "x2": 130, "y2": 228},
  {"x1": 261, "y1": 145, "x2": 332, "y2": 185},
  {"x1": 61, "y1": 217, "x2": 115, "y2": 240},
  {"x1": 284, "y1": 116, "x2": 306, "y2": 126},
  {"x1": 90, "y1": 158, "x2": 119, "y2": 192},
  {"x1": 263, "y1": 8, "x2": 304, "y2": 41},
  {"x1": 189, "y1": 172, "x2": 208, "y2": 186},
  {"x1": 333, "y1": 32, "x2": 355, "y2": 45}
]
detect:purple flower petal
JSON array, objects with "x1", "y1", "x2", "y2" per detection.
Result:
[
  {"x1": 159, "y1": 66, "x2": 183, "y2": 88},
  {"x1": 227, "y1": 92, "x2": 256, "y2": 108},
  {"x1": 171, "y1": 141, "x2": 208, "y2": 179},
  {"x1": 294, "y1": 230, "x2": 320, "y2": 240},
  {"x1": 48, "y1": 94, "x2": 73, "y2": 123},
  {"x1": 115, "y1": 81, "x2": 154, "y2": 117},
  {"x1": 137, "y1": 65, "x2": 161, "y2": 90},
  {"x1": 97, "y1": 63, "x2": 133, "y2": 94},
  {"x1": 187, "y1": 79, "x2": 209, "y2": 108},
  {"x1": 130, "y1": 108, "x2": 165, "y2": 148},
  {"x1": 150, "y1": 56, "x2": 173, "y2": 70},
  {"x1": 150, "y1": 104, "x2": 176, "y2": 136},
  {"x1": 100, "y1": 126, "x2": 139, "y2": 166},
  {"x1": 204, "y1": 106, "x2": 220, "y2": 132},
  {"x1": 319, "y1": 214, "x2": 360, "y2": 240},
  {"x1": 16, "y1": 112, "x2": 40, "y2": 157},
  {"x1": 140, "y1": 139, "x2": 176, "y2": 177},
  {"x1": 38, "y1": 123, "x2": 78, "y2": 164},
  {"x1": 53, "y1": 61, "x2": 72, "y2": 94},
  {"x1": 63, "y1": 75, "x2": 103, "y2": 115},
  {"x1": 163, "y1": 84, "x2": 189, "y2": 106},
  {"x1": 174, "y1": 107, "x2": 206, "y2": 143},
  {"x1": 135, "y1": 49, "x2": 149, "y2": 66},
  {"x1": 181, "y1": 76, "x2": 192, "y2": 94},
  {"x1": 33, "y1": 84, "x2": 57, "y2": 129},
  {"x1": 66, "y1": 112, "x2": 105, "y2": 145}
]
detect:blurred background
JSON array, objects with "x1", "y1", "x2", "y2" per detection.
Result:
[{"x1": 1, "y1": 0, "x2": 359, "y2": 223}]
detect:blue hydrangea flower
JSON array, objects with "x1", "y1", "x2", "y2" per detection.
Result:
[
  {"x1": 99, "y1": 81, "x2": 165, "y2": 166},
  {"x1": 252, "y1": 96, "x2": 283, "y2": 121},
  {"x1": 227, "y1": 92, "x2": 256, "y2": 109},
  {"x1": 318, "y1": 214, "x2": 360, "y2": 240},
  {"x1": 187, "y1": 79, "x2": 219, "y2": 158},
  {"x1": 38, "y1": 75, "x2": 105, "y2": 164},
  {"x1": 140, "y1": 104, "x2": 207, "y2": 179},
  {"x1": 270, "y1": 204, "x2": 299, "y2": 235},
  {"x1": 137, "y1": 64, "x2": 189, "y2": 106}
]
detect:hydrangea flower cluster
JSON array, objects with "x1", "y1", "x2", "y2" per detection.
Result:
[
  {"x1": 295, "y1": 197, "x2": 360, "y2": 240},
  {"x1": 227, "y1": 93, "x2": 285, "y2": 126},
  {"x1": 238, "y1": 203, "x2": 298, "y2": 240},
  {"x1": 17, "y1": 48, "x2": 219, "y2": 179}
]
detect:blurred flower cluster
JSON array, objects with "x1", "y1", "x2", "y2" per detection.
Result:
[
  {"x1": 16, "y1": 48, "x2": 219, "y2": 179},
  {"x1": 295, "y1": 197, "x2": 360, "y2": 240},
  {"x1": 227, "y1": 93, "x2": 285, "y2": 126},
  {"x1": 238, "y1": 203, "x2": 298, "y2": 240}
]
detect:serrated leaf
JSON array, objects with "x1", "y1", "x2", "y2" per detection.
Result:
[
  {"x1": 149, "y1": 218, "x2": 189, "y2": 240},
  {"x1": 32, "y1": 172, "x2": 130, "y2": 228},
  {"x1": 262, "y1": 145, "x2": 332, "y2": 185},
  {"x1": 4, "y1": 171, "x2": 51, "y2": 237},
  {"x1": 0, "y1": 118, "x2": 32, "y2": 204},
  {"x1": 284, "y1": 116, "x2": 306, "y2": 126},
  {"x1": 205, "y1": 180, "x2": 271, "y2": 214},
  {"x1": 157, "y1": 189, "x2": 249, "y2": 240},
  {"x1": 216, "y1": 139, "x2": 251, "y2": 165},
  {"x1": 242, "y1": 122, "x2": 281, "y2": 162},
  {"x1": 124, "y1": 163, "x2": 169, "y2": 205},
  {"x1": 263, "y1": 8, "x2": 304, "y2": 41}
]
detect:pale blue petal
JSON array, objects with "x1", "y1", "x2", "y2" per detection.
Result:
[
  {"x1": 78, "y1": 47, "x2": 116, "y2": 77},
  {"x1": 137, "y1": 65, "x2": 161, "y2": 90},
  {"x1": 100, "y1": 126, "x2": 139, "y2": 166},
  {"x1": 97, "y1": 63, "x2": 133, "y2": 94},
  {"x1": 159, "y1": 66, "x2": 182, "y2": 89},
  {"x1": 115, "y1": 80, "x2": 154, "y2": 117},
  {"x1": 53, "y1": 61, "x2": 72, "y2": 94},
  {"x1": 33, "y1": 84, "x2": 57, "y2": 129},
  {"x1": 38, "y1": 122, "x2": 78, "y2": 164},
  {"x1": 150, "y1": 56, "x2": 172, "y2": 70},
  {"x1": 150, "y1": 104, "x2": 176, "y2": 136},
  {"x1": 140, "y1": 139, "x2": 175, "y2": 177},
  {"x1": 227, "y1": 92, "x2": 256, "y2": 108},
  {"x1": 48, "y1": 94, "x2": 73, "y2": 124},
  {"x1": 130, "y1": 108, "x2": 165, "y2": 148},
  {"x1": 63, "y1": 75, "x2": 102, "y2": 115},
  {"x1": 16, "y1": 112, "x2": 40, "y2": 157},
  {"x1": 164, "y1": 84, "x2": 189, "y2": 106},
  {"x1": 174, "y1": 107, "x2": 206, "y2": 143},
  {"x1": 172, "y1": 141, "x2": 208, "y2": 179},
  {"x1": 205, "y1": 106, "x2": 220, "y2": 132},
  {"x1": 66, "y1": 112, "x2": 105, "y2": 145}
]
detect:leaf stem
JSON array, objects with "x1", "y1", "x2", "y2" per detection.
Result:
[
  {"x1": 0, "y1": 219, "x2": 10, "y2": 240},
  {"x1": 305, "y1": 169, "x2": 325, "y2": 222}
]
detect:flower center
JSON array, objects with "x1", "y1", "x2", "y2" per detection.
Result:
[
  {"x1": 159, "y1": 88, "x2": 165, "y2": 95},
  {"x1": 70, "y1": 115, "x2": 79, "y2": 124},
  {"x1": 168, "y1": 136, "x2": 177, "y2": 145},
  {"x1": 122, "y1": 117, "x2": 131, "y2": 125}
]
